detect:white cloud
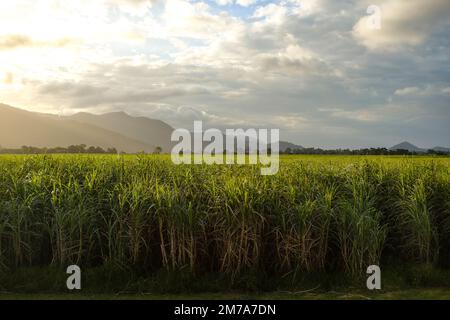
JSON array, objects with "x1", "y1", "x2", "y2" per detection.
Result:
[
  {"x1": 108, "y1": 0, "x2": 155, "y2": 16},
  {"x1": 275, "y1": 114, "x2": 308, "y2": 129},
  {"x1": 256, "y1": 44, "x2": 334, "y2": 76},
  {"x1": 160, "y1": 0, "x2": 238, "y2": 40},
  {"x1": 395, "y1": 85, "x2": 450, "y2": 97},
  {"x1": 321, "y1": 108, "x2": 380, "y2": 122},
  {"x1": 215, "y1": 0, "x2": 233, "y2": 5},
  {"x1": 353, "y1": 0, "x2": 450, "y2": 51},
  {"x1": 236, "y1": 0, "x2": 257, "y2": 7},
  {"x1": 394, "y1": 87, "x2": 420, "y2": 96},
  {"x1": 252, "y1": 3, "x2": 288, "y2": 26},
  {"x1": 289, "y1": 0, "x2": 324, "y2": 17}
]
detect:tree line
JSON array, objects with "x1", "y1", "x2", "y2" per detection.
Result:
[
  {"x1": 281, "y1": 147, "x2": 449, "y2": 155},
  {"x1": 0, "y1": 144, "x2": 119, "y2": 154},
  {"x1": 0, "y1": 145, "x2": 447, "y2": 155}
]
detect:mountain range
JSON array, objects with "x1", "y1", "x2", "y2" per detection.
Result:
[
  {"x1": 389, "y1": 141, "x2": 450, "y2": 153},
  {"x1": 0, "y1": 104, "x2": 162, "y2": 153},
  {"x1": 0, "y1": 104, "x2": 302, "y2": 153},
  {"x1": 0, "y1": 104, "x2": 448, "y2": 154}
]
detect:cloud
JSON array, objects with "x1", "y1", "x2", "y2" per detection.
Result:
[
  {"x1": 252, "y1": 3, "x2": 288, "y2": 26},
  {"x1": 288, "y1": 0, "x2": 325, "y2": 17},
  {"x1": 0, "y1": 1, "x2": 449, "y2": 148},
  {"x1": 319, "y1": 107, "x2": 380, "y2": 122},
  {"x1": 236, "y1": 0, "x2": 257, "y2": 7},
  {"x1": 395, "y1": 85, "x2": 450, "y2": 96},
  {"x1": 4, "y1": 72, "x2": 14, "y2": 84},
  {"x1": 108, "y1": 0, "x2": 157, "y2": 16},
  {"x1": 353, "y1": 0, "x2": 450, "y2": 51},
  {"x1": 394, "y1": 86, "x2": 420, "y2": 96},
  {"x1": 274, "y1": 114, "x2": 308, "y2": 129},
  {"x1": 257, "y1": 44, "x2": 335, "y2": 76},
  {"x1": 159, "y1": 0, "x2": 241, "y2": 40},
  {"x1": 0, "y1": 34, "x2": 76, "y2": 50},
  {"x1": 38, "y1": 76, "x2": 210, "y2": 109},
  {"x1": 215, "y1": 0, "x2": 234, "y2": 5},
  {"x1": 214, "y1": 0, "x2": 257, "y2": 7},
  {"x1": 0, "y1": 71, "x2": 14, "y2": 85}
]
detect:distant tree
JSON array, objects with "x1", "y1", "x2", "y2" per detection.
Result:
[
  {"x1": 2, "y1": 144, "x2": 447, "y2": 156},
  {"x1": 21, "y1": 146, "x2": 33, "y2": 154},
  {"x1": 95, "y1": 146, "x2": 105, "y2": 153},
  {"x1": 67, "y1": 145, "x2": 75, "y2": 153},
  {"x1": 87, "y1": 146, "x2": 97, "y2": 153}
]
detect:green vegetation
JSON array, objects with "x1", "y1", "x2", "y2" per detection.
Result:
[
  {"x1": 0, "y1": 144, "x2": 166, "y2": 155},
  {"x1": 0, "y1": 144, "x2": 118, "y2": 155},
  {"x1": 282, "y1": 147, "x2": 449, "y2": 155},
  {"x1": 0, "y1": 154, "x2": 448, "y2": 294},
  {"x1": 2, "y1": 288, "x2": 450, "y2": 300}
]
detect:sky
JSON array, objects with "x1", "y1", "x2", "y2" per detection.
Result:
[{"x1": 0, "y1": 0, "x2": 449, "y2": 149}]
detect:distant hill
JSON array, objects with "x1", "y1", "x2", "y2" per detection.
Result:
[
  {"x1": 389, "y1": 141, "x2": 426, "y2": 153},
  {"x1": 68, "y1": 111, "x2": 174, "y2": 152},
  {"x1": 0, "y1": 104, "x2": 156, "y2": 153},
  {"x1": 2, "y1": 104, "x2": 446, "y2": 155},
  {"x1": 0, "y1": 104, "x2": 306, "y2": 154},
  {"x1": 279, "y1": 141, "x2": 304, "y2": 152},
  {"x1": 432, "y1": 146, "x2": 450, "y2": 153}
]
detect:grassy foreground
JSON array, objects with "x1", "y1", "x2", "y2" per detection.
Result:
[
  {"x1": 1, "y1": 289, "x2": 450, "y2": 300},
  {"x1": 0, "y1": 154, "x2": 448, "y2": 294}
]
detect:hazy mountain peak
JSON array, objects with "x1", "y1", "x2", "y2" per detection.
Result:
[
  {"x1": 68, "y1": 110, "x2": 174, "y2": 152},
  {"x1": 390, "y1": 141, "x2": 424, "y2": 152},
  {"x1": 0, "y1": 104, "x2": 155, "y2": 153},
  {"x1": 279, "y1": 141, "x2": 304, "y2": 152}
]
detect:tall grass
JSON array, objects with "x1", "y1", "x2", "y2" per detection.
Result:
[
  {"x1": 336, "y1": 171, "x2": 386, "y2": 275},
  {"x1": 0, "y1": 154, "x2": 448, "y2": 283}
]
